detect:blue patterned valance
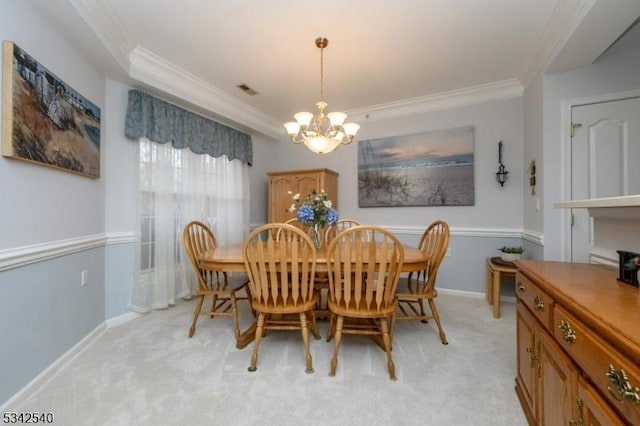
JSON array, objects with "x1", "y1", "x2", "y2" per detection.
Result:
[{"x1": 125, "y1": 90, "x2": 252, "y2": 165}]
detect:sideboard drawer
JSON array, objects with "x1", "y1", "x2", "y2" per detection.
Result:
[
  {"x1": 515, "y1": 272, "x2": 554, "y2": 332},
  {"x1": 554, "y1": 305, "x2": 640, "y2": 425}
]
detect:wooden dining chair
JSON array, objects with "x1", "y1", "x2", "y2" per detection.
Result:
[
  {"x1": 325, "y1": 225, "x2": 404, "y2": 380},
  {"x1": 242, "y1": 223, "x2": 321, "y2": 373},
  {"x1": 182, "y1": 220, "x2": 250, "y2": 340},
  {"x1": 392, "y1": 220, "x2": 450, "y2": 344},
  {"x1": 324, "y1": 219, "x2": 363, "y2": 244}
]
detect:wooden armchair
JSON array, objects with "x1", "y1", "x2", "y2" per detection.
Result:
[
  {"x1": 242, "y1": 223, "x2": 320, "y2": 373},
  {"x1": 325, "y1": 225, "x2": 404, "y2": 380},
  {"x1": 182, "y1": 220, "x2": 250, "y2": 340},
  {"x1": 392, "y1": 220, "x2": 450, "y2": 344},
  {"x1": 324, "y1": 219, "x2": 363, "y2": 244}
]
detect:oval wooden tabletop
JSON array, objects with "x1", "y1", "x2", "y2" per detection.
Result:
[{"x1": 199, "y1": 242, "x2": 429, "y2": 273}]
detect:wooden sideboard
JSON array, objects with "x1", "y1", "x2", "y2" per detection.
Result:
[
  {"x1": 267, "y1": 168, "x2": 338, "y2": 223},
  {"x1": 514, "y1": 260, "x2": 640, "y2": 425}
]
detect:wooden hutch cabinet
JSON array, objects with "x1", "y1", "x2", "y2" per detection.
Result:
[
  {"x1": 514, "y1": 260, "x2": 640, "y2": 426},
  {"x1": 267, "y1": 168, "x2": 338, "y2": 223}
]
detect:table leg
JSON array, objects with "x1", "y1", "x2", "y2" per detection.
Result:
[
  {"x1": 492, "y1": 270, "x2": 501, "y2": 318},
  {"x1": 486, "y1": 262, "x2": 494, "y2": 305},
  {"x1": 236, "y1": 321, "x2": 257, "y2": 349}
]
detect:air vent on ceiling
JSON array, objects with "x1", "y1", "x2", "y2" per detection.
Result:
[{"x1": 236, "y1": 84, "x2": 258, "y2": 96}]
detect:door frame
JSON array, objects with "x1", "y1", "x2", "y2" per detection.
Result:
[{"x1": 560, "y1": 88, "x2": 640, "y2": 261}]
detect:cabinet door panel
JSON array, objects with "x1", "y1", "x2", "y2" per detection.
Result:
[
  {"x1": 538, "y1": 331, "x2": 576, "y2": 425},
  {"x1": 516, "y1": 301, "x2": 537, "y2": 424},
  {"x1": 269, "y1": 175, "x2": 297, "y2": 222},
  {"x1": 577, "y1": 376, "x2": 625, "y2": 426}
]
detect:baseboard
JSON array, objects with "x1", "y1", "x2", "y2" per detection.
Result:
[
  {"x1": 106, "y1": 311, "x2": 140, "y2": 328},
  {"x1": 0, "y1": 320, "x2": 108, "y2": 410},
  {"x1": 438, "y1": 287, "x2": 516, "y2": 304},
  {"x1": 1, "y1": 310, "x2": 141, "y2": 410}
]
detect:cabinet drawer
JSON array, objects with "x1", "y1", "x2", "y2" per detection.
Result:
[
  {"x1": 515, "y1": 272, "x2": 554, "y2": 332},
  {"x1": 554, "y1": 305, "x2": 640, "y2": 425}
]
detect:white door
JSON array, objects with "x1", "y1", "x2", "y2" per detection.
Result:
[{"x1": 570, "y1": 97, "x2": 640, "y2": 262}]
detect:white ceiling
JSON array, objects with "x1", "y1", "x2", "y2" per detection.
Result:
[{"x1": 32, "y1": 0, "x2": 640, "y2": 139}]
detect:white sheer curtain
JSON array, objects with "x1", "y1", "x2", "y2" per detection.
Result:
[{"x1": 129, "y1": 138, "x2": 250, "y2": 313}]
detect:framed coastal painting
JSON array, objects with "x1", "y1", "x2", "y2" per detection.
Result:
[
  {"x1": 358, "y1": 126, "x2": 475, "y2": 207},
  {"x1": 2, "y1": 41, "x2": 101, "y2": 178}
]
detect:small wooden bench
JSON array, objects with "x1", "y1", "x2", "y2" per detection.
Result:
[{"x1": 486, "y1": 257, "x2": 518, "y2": 318}]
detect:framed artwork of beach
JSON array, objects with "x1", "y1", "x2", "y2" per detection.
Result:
[
  {"x1": 2, "y1": 41, "x2": 101, "y2": 178},
  {"x1": 358, "y1": 126, "x2": 475, "y2": 207}
]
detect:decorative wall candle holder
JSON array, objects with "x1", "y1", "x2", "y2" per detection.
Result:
[{"x1": 495, "y1": 141, "x2": 509, "y2": 187}]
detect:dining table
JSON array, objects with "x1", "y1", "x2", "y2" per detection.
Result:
[{"x1": 198, "y1": 242, "x2": 429, "y2": 349}]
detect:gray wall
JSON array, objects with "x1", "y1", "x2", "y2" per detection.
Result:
[
  {"x1": 537, "y1": 27, "x2": 640, "y2": 260},
  {"x1": 0, "y1": 0, "x2": 107, "y2": 405}
]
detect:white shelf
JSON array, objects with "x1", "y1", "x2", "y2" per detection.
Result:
[{"x1": 554, "y1": 195, "x2": 640, "y2": 209}]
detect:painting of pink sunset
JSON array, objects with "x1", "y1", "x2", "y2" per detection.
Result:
[{"x1": 358, "y1": 126, "x2": 474, "y2": 207}]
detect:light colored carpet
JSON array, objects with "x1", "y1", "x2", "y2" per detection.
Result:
[{"x1": 11, "y1": 293, "x2": 527, "y2": 425}]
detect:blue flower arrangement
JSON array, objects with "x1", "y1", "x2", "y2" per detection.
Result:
[{"x1": 288, "y1": 189, "x2": 339, "y2": 228}]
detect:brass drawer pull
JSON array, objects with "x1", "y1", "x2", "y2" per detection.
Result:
[
  {"x1": 517, "y1": 280, "x2": 525, "y2": 291},
  {"x1": 606, "y1": 364, "x2": 640, "y2": 404},
  {"x1": 533, "y1": 295, "x2": 544, "y2": 311},
  {"x1": 558, "y1": 320, "x2": 576, "y2": 344}
]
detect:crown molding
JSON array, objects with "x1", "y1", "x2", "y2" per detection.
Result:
[
  {"x1": 72, "y1": 0, "x2": 591, "y2": 135},
  {"x1": 128, "y1": 46, "x2": 283, "y2": 139},
  {"x1": 68, "y1": 0, "x2": 134, "y2": 71},
  {"x1": 518, "y1": 0, "x2": 596, "y2": 87},
  {"x1": 346, "y1": 79, "x2": 523, "y2": 123}
]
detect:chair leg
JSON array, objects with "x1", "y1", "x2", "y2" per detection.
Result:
[
  {"x1": 245, "y1": 287, "x2": 256, "y2": 317},
  {"x1": 326, "y1": 313, "x2": 336, "y2": 342},
  {"x1": 329, "y1": 315, "x2": 344, "y2": 376},
  {"x1": 230, "y1": 292, "x2": 241, "y2": 340},
  {"x1": 309, "y1": 310, "x2": 321, "y2": 340},
  {"x1": 428, "y1": 298, "x2": 448, "y2": 345},
  {"x1": 188, "y1": 295, "x2": 205, "y2": 337},
  {"x1": 248, "y1": 312, "x2": 266, "y2": 372},
  {"x1": 418, "y1": 298, "x2": 428, "y2": 323},
  {"x1": 210, "y1": 294, "x2": 218, "y2": 317},
  {"x1": 299, "y1": 312, "x2": 314, "y2": 374},
  {"x1": 380, "y1": 318, "x2": 397, "y2": 380}
]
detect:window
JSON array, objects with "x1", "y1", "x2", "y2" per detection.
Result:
[{"x1": 129, "y1": 138, "x2": 250, "y2": 312}]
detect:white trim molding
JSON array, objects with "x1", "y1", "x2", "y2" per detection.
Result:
[
  {"x1": 589, "y1": 246, "x2": 618, "y2": 267},
  {"x1": 0, "y1": 234, "x2": 106, "y2": 272},
  {"x1": 0, "y1": 232, "x2": 136, "y2": 272},
  {"x1": 347, "y1": 80, "x2": 523, "y2": 123},
  {"x1": 523, "y1": 229, "x2": 544, "y2": 246}
]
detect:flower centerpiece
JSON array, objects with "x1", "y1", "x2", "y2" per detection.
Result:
[{"x1": 288, "y1": 188, "x2": 339, "y2": 249}]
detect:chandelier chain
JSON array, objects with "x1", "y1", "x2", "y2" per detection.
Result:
[{"x1": 319, "y1": 43, "x2": 324, "y2": 102}]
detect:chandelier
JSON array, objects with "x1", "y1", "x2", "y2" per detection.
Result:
[{"x1": 284, "y1": 37, "x2": 360, "y2": 154}]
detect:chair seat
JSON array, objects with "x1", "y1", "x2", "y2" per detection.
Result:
[
  {"x1": 252, "y1": 292, "x2": 319, "y2": 315},
  {"x1": 395, "y1": 278, "x2": 437, "y2": 299},
  {"x1": 203, "y1": 274, "x2": 249, "y2": 293},
  {"x1": 327, "y1": 298, "x2": 396, "y2": 318}
]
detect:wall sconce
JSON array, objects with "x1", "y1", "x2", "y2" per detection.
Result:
[
  {"x1": 495, "y1": 140, "x2": 509, "y2": 187},
  {"x1": 529, "y1": 160, "x2": 536, "y2": 195}
]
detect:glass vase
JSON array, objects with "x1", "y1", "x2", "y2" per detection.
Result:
[{"x1": 310, "y1": 223, "x2": 323, "y2": 250}]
